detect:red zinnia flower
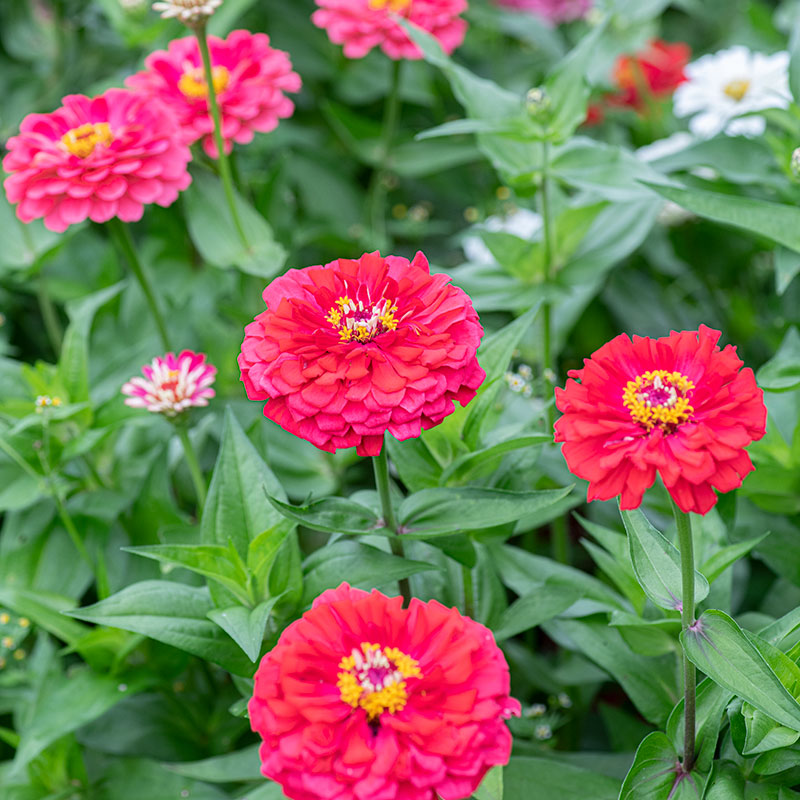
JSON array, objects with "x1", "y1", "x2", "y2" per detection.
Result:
[
  {"x1": 554, "y1": 326, "x2": 767, "y2": 515},
  {"x1": 3, "y1": 89, "x2": 192, "y2": 233},
  {"x1": 249, "y1": 583, "x2": 520, "y2": 800},
  {"x1": 609, "y1": 38, "x2": 690, "y2": 110},
  {"x1": 311, "y1": 0, "x2": 468, "y2": 61},
  {"x1": 238, "y1": 251, "x2": 485, "y2": 456},
  {"x1": 126, "y1": 30, "x2": 301, "y2": 158}
]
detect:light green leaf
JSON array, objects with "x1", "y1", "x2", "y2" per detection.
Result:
[
  {"x1": 699, "y1": 534, "x2": 769, "y2": 584},
  {"x1": 757, "y1": 327, "x2": 800, "y2": 392},
  {"x1": 619, "y1": 732, "x2": 703, "y2": 799},
  {"x1": 268, "y1": 495, "x2": 382, "y2": 535},
  {"x1": 704, "y1": 761, "x2": 746, "y2": 800},
  {"x1": 492, "y1": 577, "x2": 582, "y2": 641},
  {"x1": 472, "y1": 765, "x2": 503, "y2": 800},
  {"x1": 504, "y1": 756, "x2": 620, "y2": 800},
  {"x1": 440, "y1": 433, "x2": 551, "y2": 486},
  {"x1": 774, "y1": 247, "x2": 800, "y2": 295},
  {"x1": 207, "y1": 597, "x2": 280, "y2": 662},
  {"x1": 163, "y1": 744, "x2": 262, "y2": 782}
]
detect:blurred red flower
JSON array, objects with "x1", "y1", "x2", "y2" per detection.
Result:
[
  {"x1": 239, "y1": 251, "x2": 485, "y2": 456},
  {"x1": 610, "y1": 38, "x2": 690, "y2": 110},
  {"x1": 127, "y1": 30, "x2": 301, "y2": 158},
  {"x1": 249, "y1": 583, "x2": 520, "y2": 800},
  {"x1": 554, "y1": 326, "x2": 767, "y2": 514}
]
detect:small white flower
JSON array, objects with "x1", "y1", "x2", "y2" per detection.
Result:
[
  {"x1": 527, "y1": 703, "x2": 547, "y2": 718},
  {"x1": 152, "y1": 0, "x2": 223, "y2": 22},
  {"x1": 462, "y1": 208, "x2": 542, "y2": 265},
  {"x1": 534, "y1": 724, "x2": 553, "y2": 740},
  {"x1": 673, "y1": 46, "x2": 790, "y2": 139}
]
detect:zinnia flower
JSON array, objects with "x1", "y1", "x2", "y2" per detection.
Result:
[
  {"x1": 311, "y1": 0, "x2": 468, "y2": 60},
  {"x1": 126, "y1": 30, "x2": 301, "y2": 158},
  {"x1": 239, "y1": 251, "x2": 484, "y2": 457},
  {"x1": 494, "y1": 0, "x2": 591, "y2": 24},
  {"x1": 152, "y1": 0, "x2": 223, "y2": 22},
  {"x1": 249, "y1": 583, "x2": 520, "y2": 800},
  {"x1": 609, "y1": 39, "x2": 690, "y2": 110},
  {"x1": 673, "y1": 46, "x2": 790, "y2": 138},
  {"x1": 3, "y1": 89, "x2": 192, "y2": 233},
  {"x1": 122, "y1": 350, "x2": 216, "y2": 416},
  {"x1": 554, "y1": 326, "x2": 767, "y2": 515}
]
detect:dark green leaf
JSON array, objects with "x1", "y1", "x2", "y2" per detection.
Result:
[
  {"x1": 619, "y1": 732, "x2": 703, "y2": 800},
  {"x1": 492, "y1": 577, "x2": 582, "y2": 641}
]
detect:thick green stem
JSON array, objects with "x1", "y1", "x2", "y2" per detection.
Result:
[
  {"x1": 195, "y1": 23, "x2": 249, "y2": 250},
  {"x1": 372, "y1": 442, "x2": 410, "y2": 604},
  {"x1": 36, "y1": 280, "x2": 62, "y2": 358},
  {"x1": 176, "y1": 426, "x2": 207, "y2": 514},
  {"x1": 367, "y1": 60, "x2": 403, "y2": 246},
  {"x1": 462, "y1": 564, "x2": 475, "y2": 618},
  {"x1": 673, "y1": 498, "x2": 697, "y2": 773},
  {"x1": 109, "y1": 220, "x2": 172, "y2": 351}
]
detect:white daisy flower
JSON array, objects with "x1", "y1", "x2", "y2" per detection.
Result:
[
  {"x1": 152, "y1": 0, "x2": 223, "y2": 23},
  {"x1": 673, "y1": 46, "x2": 790, "y2": 139},
  {"x1": 462, "y1": 207, "x2": 543, "y2": 265}
]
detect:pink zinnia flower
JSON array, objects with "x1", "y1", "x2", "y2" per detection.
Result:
[
  {"x1": 554, "y1": 326, "x2": 767, "y2": 515},
  {"x1": 122, "y1": 350, "x2": 216, "y2": 416},
  {"x1": 249, "y1": 583, "x2": 520, "y2": 800},
  {"x1": 126, "y1": 30, "x2": 302, "y2": 158},
  {"x1": 494, "y1": 0, "x2": 591, "y2": 24},
  {"x1": 238, "y1": 251, "x2": 485, "y2": 457},
  {"x1": 311, "y1": 0, "x2": 468, "y2": 60},
  {"x1": 3, "y1": 89, "x2": 192, "y2": 233}
]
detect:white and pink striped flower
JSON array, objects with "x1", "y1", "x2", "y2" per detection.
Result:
[{"x1": 122, "y1": 350, "x2": 216, "y2": 416}]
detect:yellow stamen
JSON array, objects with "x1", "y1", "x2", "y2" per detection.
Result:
[
  {"x1": 178, "y1": 66, "x2": 230, "y2": 100},
  {"x1": 61, "y1": 123, "x2": 113, "y2": 159},
  {"x1": 622, "y1": 370, "x2": 694, "y2": 432},
  {"x1": 369, "y1": 0, "x2": 412, "y2": 10},
  {"x1": 723, "y1": 79, "x2": 750, "y2": 102},
  {"x1": 0, "y1": 613, "x2": 9, "y2": 625}
]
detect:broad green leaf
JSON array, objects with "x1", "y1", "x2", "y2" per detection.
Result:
[
  {"x1": 647, "y1": 182, "x2": 800, "y2": 254},
  {"x1": 0, "y1": 586, "x2": 88, "y2": 646},
  {"x1": 730, "y1": 697, "x2": 800, "y2": 756},
  {"x1": 440, "y1": 433, "x2": 551, "y2": 485},
  {"x1": 472, "y1": 765, "x2": 502, "y2": 800},
  {"x1": 609, "y1": 612, "x2": 679, "y2": 658},
  {"x1": 699, "y1": 534, "x2": 769, "y2": 584},
  {"x1": 248, "y1": 521, "x2": 293, "y2": 599},
  {"x1": 619, "y1": 732, "x2": 703, "y2": 800},
  {"x1": 704, "y1": 762, "x2": 745, "y2": 799},
  {"x1": 775, "y1": 247, "x2": 800, "y2": 295},
  {"x1": 183, "y1": 168, "x2": 286, "y2": 278},
  {"x1": 207, "y1": 597, "x2": 280, "y2": 662},
  {"x1": 681, "y1": 610, "x2": 800, "y2": 733},
  {"x1": 95, "y1": 758, "x2": 227, "y2": 800},
  {"x1": 203, "y1": 407, "x2": 288, "y2": 559},
  {"x1": 753, "y1": 743, "x2": 800, "y2": 776},
  {"x1": 621, "y1": 508, "x2": 709, "y2": 611},
  {"x1": 398, "y1": 486, "x2": 572, "y2": 537},
  {"x1": 67, "y1": 580, "x2": 254, "y2": 676},
  {"x1": 301, "y1": 541, "x2": 437, "y2": 605},
  {"x1": 504, "y1": 756, "x2": 620, "y2": 800},
  {"x1": 492, "y1": 577, "x2": 582, "y2": 641},
  {"x1": 757, "y1": 327, "x2": 800, "y2": 392},
  {"x1": 268, "y1": 495, "x2": 383, "y2": 535},
  {"x1": 163, "y1": 744, "x2": 262, "y2": 782},
  {"x1": 123, "y1": 544, "x2": 252, "y2": 606}
]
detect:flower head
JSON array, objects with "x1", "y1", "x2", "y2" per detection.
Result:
[
  {"x1": 152, "y1": 0, "x2": 223, "y2": 22},
  {"x1": 609, "y1": 39, "x2": 690, "y2": 110},
  {"x1": 3, "y1": 89, "x2": 192, "y2": 233},
  {"x1": 493, "y1": 0, "x2": 591, "y2": 24},
  {"x1": 127, "y1": 30, "x2": 301, "y2": 158},
  {"x1": 122, "y1": 350, "x2": 216, "y2": 416},
  {"x1": 249, "y1": 583, "x2": 520, "y2": 800},
  {"x1": 239, "y1": 251, "x2": 485, "y2": 457},
  {"x1": 554, "y1": 326, "x2": 766, "y2": 515},
  {"x1": 673, "y1": 46, "x2": 790, "y2": 138},
  {"x1": 311, "y1": 0, "x2": 468, "y2": 60}
]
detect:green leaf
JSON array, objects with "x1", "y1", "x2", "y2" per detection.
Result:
[
  {"x1": 472, "y1": 765, "x2": 503, "y2": 800},
  {"x1": 619, "y1": 732, "x2": 703, "y2": 800},
  {"x1": 504, "y1": 756, "x2": 620, "y2": 800},
  {"x1": 647, "y1": 182, "x2": 800, "y2": 254},
  {"x1": 301, "y1": 541, "x2": 437, "y2": 605},
  {"x1": 440, "y1": 433, "x2": 551, "y2": 486},
  {"x1": 681, "y1": 610, "x2": 800, "y2": 733},
  {"x1": 704, "y1": 762, "x2": 745, "y2": 800},
  {"x1": 203, "y1": 407, "x2": 288, "y2": 560},
  {"x1": 398, "y1": 486, "x2": 572, "y2": 537},
  {"x1": 183, "y1": 168, "x2": 286, "y2": 278},
  {"x1": 774, "y1": 247, "x2": 800, "y2": 295},
  {"x1": 621, "y1": 508, "x2": 709, "y2": 612},
  {"x1": 699, "y1": 534, "x2": 769, "y2": 584},
  {"x1": 67, "y1": 580, "x2": 254, "y2": 675},
  {"x1": 0, "y1": 586, "x2": 88, "y2": 646},
  {"x1": 757, "y1": 327, "x2": 800, "y2": 392},
  {"x1": 248, "y1": 522, "x2": 293, "y2": 599},
  {"x1": 268, "y1": 495, "x2": 382, "y2": 535},
  {"x1": 207, "y1": 597, "x2": 280, "y2": 662},
  {"x1": 492, "y1": 577, "x2": 582, "y2": 641},
  {"x1": 163, "y1": 744, "x2": 262, "y2": 782},
  {"x1": 94, "y1": 758, "x2": 227, "y2": 800},
  {"x1": 0, "y1": 192, "x2": 62, "y2": 273}
]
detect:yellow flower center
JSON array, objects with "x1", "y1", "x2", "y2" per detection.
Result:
[
  {"x1": 337, "y1": 642, "x2": 421, "y2": 719},
  {"x1": 326, "y1": 295, "x2": 398, "y2": 343},
  {"x1": 61, "y1": 123, "x2": 113, "y2": 159},
  {"x1": 178, "y1": 66, "x2": 230, "y2": 100},
  {"x1": 622, "y1": 370, "x2": 694, "y2": 433},
  {"x1": 723, "y1": 79, "x2": 750, "y2": 102},
  {"x1": 369, "y1": 0, "x2": 413, "y2": 11}
]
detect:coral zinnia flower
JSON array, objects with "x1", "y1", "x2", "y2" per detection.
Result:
[
  {"x1": 239, "y1": 251, "x2": 485, "y2": 457},
  {"x1": 126, "y1": 30, "x2": 301, "y2": 158},
  {"x1": 494, "y1": 0, "x2": 591, "y2": 24},
  {"x1": 311, "y1": 0, "x2": 468, "y2": 60},
  {"x1": 249, "y1": 583, "x2": 520, "y2": 800},
  {"x1": 3, "y1": 89, "x2": 192, "y2": 233},
  {"x1": 122, "y1": 350, "x2": 216, "y2": 416},
  {"x1": 609, "y1": 39, "x2": 690, "y2": 110},
  {"x1": 554, "y1": 326, "x2": 767, "y2": 515}
]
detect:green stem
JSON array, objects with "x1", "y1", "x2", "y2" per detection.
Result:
[
  {"x1": 195, "y1": 23, "x2": 249, "y2": 250},
  {"x1": 673, "y1": 498, "x2": 696, "y2": 773},
  {"x1": 367, "y1": 60, "x2": 403, "y2": 246},
  {"x1": 176, "y1": 425, "x2": 207, "y2": 514},
  {"x1": 108, "y1": 219, "x2": 172, "y2": 351},
  {"x1": 372, "y1": 441, "x2": 410, "y2": 604},
  {"x1": 540, "y1": 140, "x2": 557, "y2": 431},
  {"x1": 462, "y1": 564, "x2": 475, "y2": 618},
  {"x1": 551, "y1": 515, "x2": 569, "y2": 564},
  {"x1": 36, "y1": 279, "x2": 62, "y2": 359},
  {"x1": 54, "y1": 492, "x2": 95, "y2": 575}
]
